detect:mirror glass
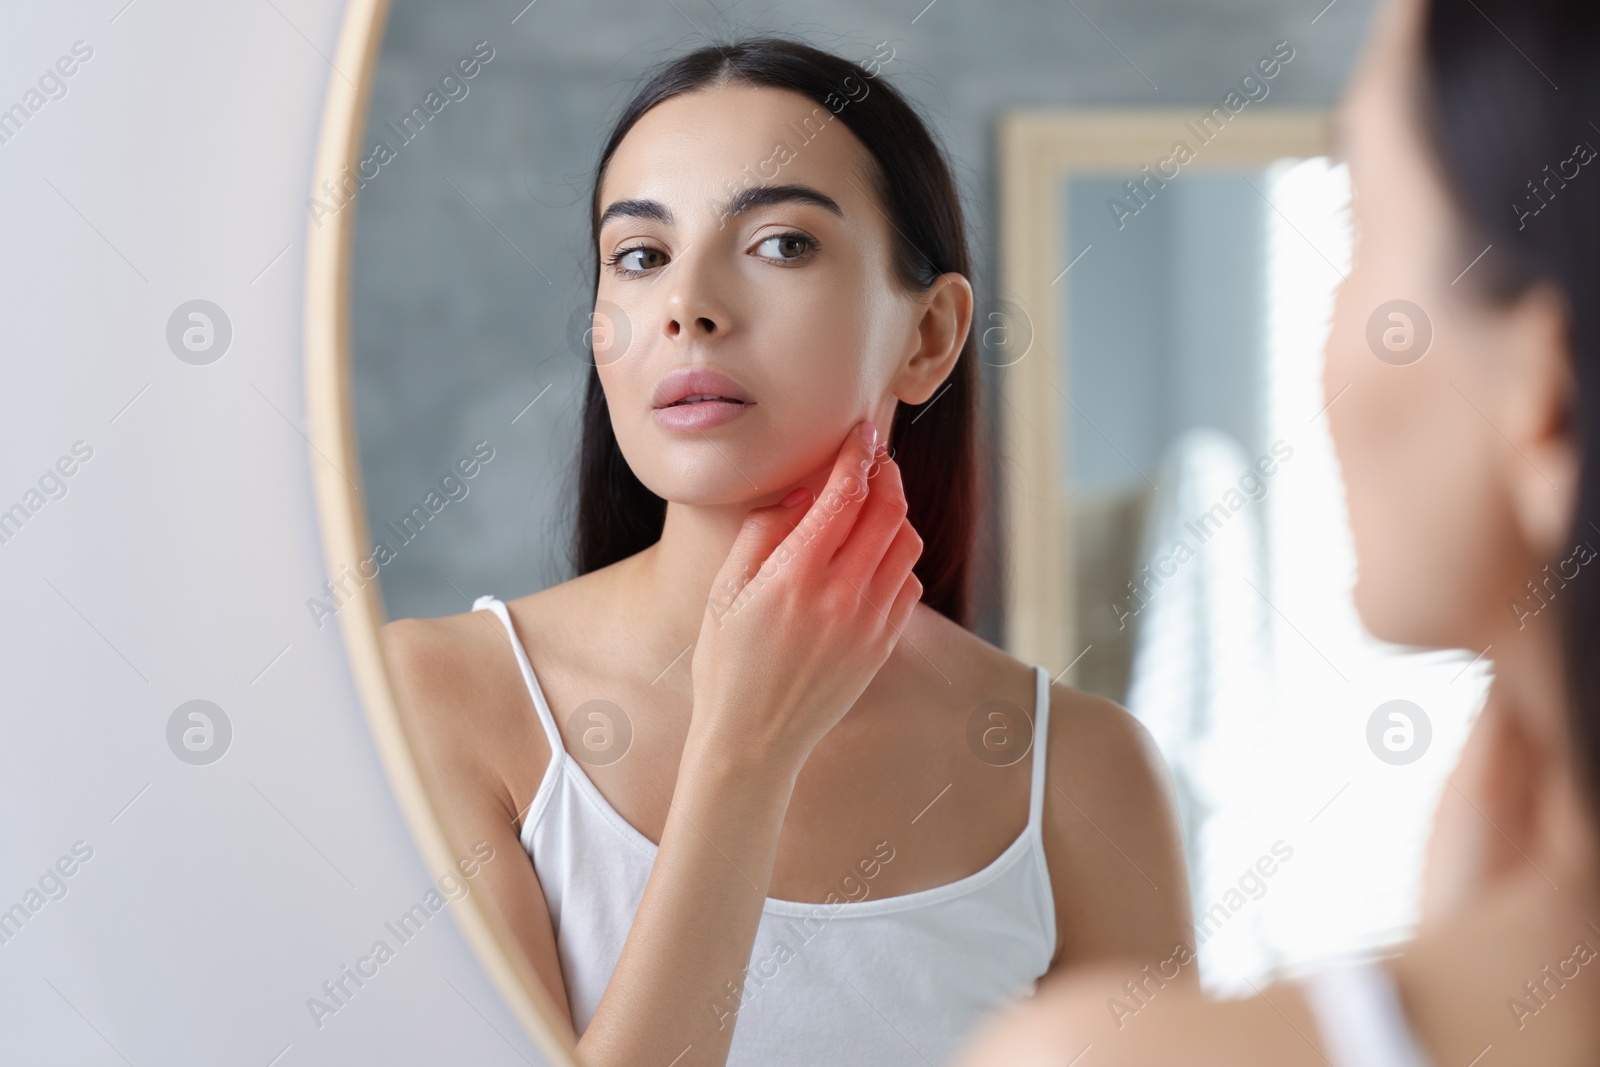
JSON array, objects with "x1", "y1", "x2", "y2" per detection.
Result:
[
  {"x1": 1061, "y1": 160, "x2": 1489, "y2": 991},
  {"x1": 329, "y1": 1, "x2": 1489, "y2": 1060}
]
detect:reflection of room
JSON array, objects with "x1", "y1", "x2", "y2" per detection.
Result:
[
  {"x1": 1049, "y1": 152, "x2": 1493, "y2": 992},
  {"x1": 1064, "y1": 172, "x2": 1267, "y2": 702},
  {"x1": 348, "y1": 1, "x2": 1381, "y2": 641},
  {"x1": 344, "y1": 0, "x2": 1481, "y2": 1011}
]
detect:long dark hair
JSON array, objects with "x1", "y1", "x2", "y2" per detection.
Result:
[
  {"x1": 570, "y1": 37, "x2": 983, "y2": 628},
  {"x1": 1417, "y1": 0, "x2": 1600, "y2": 826}
]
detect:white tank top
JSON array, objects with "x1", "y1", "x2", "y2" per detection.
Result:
[
  {"x1": 1300, "y1": 961, "x2": 1436, "y2": 1067},
  {"x1": 473, "y1": 595, "x2": 1058, "y2": 1066}
]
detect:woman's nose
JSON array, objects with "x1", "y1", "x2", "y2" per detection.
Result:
[
  {"x1": 661, "y1": 248, "x2": 732, "y2": 340},
  {"x1": 666, "y1": 312, "x2": 719, "y2": 338}
]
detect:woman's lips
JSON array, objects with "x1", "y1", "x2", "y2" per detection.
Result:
[
  {"x1": 652, "y1": 367, "x2": 752, "y2": 408},
  {"x1": 651, "y1": 397, "x2": 752, "y2": 431}
]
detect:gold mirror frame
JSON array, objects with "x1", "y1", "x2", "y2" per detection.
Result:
[{"x1": 302, "y1": 1, "x2": 579, "y2": 1061}]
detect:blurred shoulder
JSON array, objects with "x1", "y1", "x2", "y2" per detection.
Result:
[{"x1": 952, "y1": 962, "x2": 1325, "y2": 1067}]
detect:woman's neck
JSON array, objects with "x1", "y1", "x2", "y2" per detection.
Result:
[
  {"x1": 1489, "y1": 613, "x2": 1598, "y2": 888},
  {"x1": 1419, "y1": 609, "x2": 1600, "y2": 929},
  {"x1": 629, "y1": 499, "x2": 756, "y2": 650},
  {"x1": 1378, "y1": 613, "x2": 1600, "y2": 1065}
]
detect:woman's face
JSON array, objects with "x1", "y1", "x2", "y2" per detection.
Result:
[
  {"x1": 591, "y1": 83, "x2": 964, "y2": 508},
  {"x1": 1322, "y1": 0, "x2": 1573, "y2": 650}
]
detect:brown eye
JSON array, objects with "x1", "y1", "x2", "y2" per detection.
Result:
[
  {"x1": 606, "y1": 245, "x2": 669, "y2": 275},
  {"x1": 754, "y1": 233, "x2": 816, "y2": 263}
]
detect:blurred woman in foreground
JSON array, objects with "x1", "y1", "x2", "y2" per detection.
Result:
[{"x1": 954, "y1": 0, "x2": 1600, "y2": 1062}]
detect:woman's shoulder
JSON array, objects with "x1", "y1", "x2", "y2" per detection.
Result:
[
  {"x1": 912, "y1": 607, "x2": 1186, "y2": 966},
  {"x1": 953, "y1": 960, "x2": 1325, "y2": 1066},
  {"x1": 380, "y1": 571, "x2": 599, "y2": 693},
  {"x1": 381, "y1": 597, "x2": 528, "y2": 705},
  {"x1": 906, "y1": 604, "x2": 1155, "y2": 769},
  {"x1": 379, "y1": 588, "x2": 573, "y2": 811}
]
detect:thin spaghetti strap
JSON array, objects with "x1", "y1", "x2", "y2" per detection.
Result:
[
  {"x1": 1027, "y1": 664, "x2": 1051, "y2": 829},
  {"x1": 472, "y1": 594, "x2": 565, "y2": 760}
]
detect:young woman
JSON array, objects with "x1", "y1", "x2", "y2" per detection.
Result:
[
  {"x1": 952, "y1": 0, "x2": 1600, "y2": 1064},
  {"x1": 382, "y1": 38, "x2": 1191, "y2": 1067}
]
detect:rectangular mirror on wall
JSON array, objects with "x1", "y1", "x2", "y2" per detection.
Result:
[{"x1": 998, "y1": 109, "x2": 1493, "y2": 993}]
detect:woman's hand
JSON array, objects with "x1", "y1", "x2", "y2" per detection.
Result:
[
  {"x1": 578, "y1": 419, "x2": 922, "y2": 1067},
  {"x1": 688, "y1": 418, "x2": 925, "y2": 776}
]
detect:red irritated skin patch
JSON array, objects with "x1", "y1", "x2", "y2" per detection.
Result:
[{"x1": 708, "y1": 429, "x2": 893, "y2": 627}]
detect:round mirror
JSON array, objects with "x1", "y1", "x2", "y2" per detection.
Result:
[{"x1": 305, "y1": 5, "x2": 1448, "y2": 1065}]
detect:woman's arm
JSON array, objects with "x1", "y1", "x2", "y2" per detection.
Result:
[
  {"x1": 382, "y1": 613, "x2": 579, "y2": 1042},
  {"x1": 578, "y1": 423, "x2": 921, "y2": 1066},
  {"x1": 387, "y1": 612, "x2": 808, "y2": 1065},
  {"x1": 576, "y1": 725, "x2": 804, "y2": 1063},
  {"x1": 381, "y1": 608, "x2": 822, "y2": 1066},
  {"x1": 1041, "y1": 688, "x2": 1195, "y2": 983}
]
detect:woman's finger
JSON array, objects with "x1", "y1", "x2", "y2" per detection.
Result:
[
  {"x1": 709, "y1": 489, "x2": 813, "y2": 623},
  {"x1": 829, "y1": 448, "x2": 907, "y2": 578},
  {"x1": 884, "y1": 569, "x2": 923, "y2": 638},
  {"x1": 774, "y1": 420, "x2": 881, "y2": 571},
  {"x1": 865, "y1": 513, "x2": 923, "y2": 610}
]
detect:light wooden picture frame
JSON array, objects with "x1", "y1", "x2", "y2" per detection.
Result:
[{"x1": 996, "y1": 108, "x2": 1332, "y2": 682}]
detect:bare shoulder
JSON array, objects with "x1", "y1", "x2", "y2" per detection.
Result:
[
  {"x1": 902, "y1": 604, "x2": 1164, "y2": 781},
  {"x1": 1037, "y1": 673, "x2": 1190, "y2": 961},
  {"x1": 952, "y1": 962, "x2": 1324, "y2": 1067},
  {"x1": 896, "y1": 604, "x2": 1040, "y2": 712},
  {"x1": 379, "y1": 570, "x2": 619, "y2": 806},
  {"x1": 380, "y1": 590, "x2": 596, "y2": 1032},
  {"x1": 1042, "y1": 678, "x2": 1170, "y2": 812},
  {"x1": 379, "y1": 599, "x2": 553, "y2": 822},
  {"x1": 906, "y1": 607, "x2": 1190, "y2": 968}
]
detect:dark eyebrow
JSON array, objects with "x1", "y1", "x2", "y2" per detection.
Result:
[
  {"x1": 721, "y1": 183, "x2": 844, "y2": 222},
  {"x1": 596, "y1": 183, "x2": 845, "y2": 232},
  {"x1": 596, "y1": 197, "x2": 673, "y2": 230}
]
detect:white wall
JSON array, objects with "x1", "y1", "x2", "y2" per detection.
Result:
[{"x1": 0, "y1": 3, "x2": 546, "y2": 1062}]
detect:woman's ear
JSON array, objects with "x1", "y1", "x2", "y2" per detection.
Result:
[
  {"x1": 1502, "y1": 279, "x2": 1580, "y2": 559},
  {"x1": 893, "y1": 272, "x2": 973, "y2": 404}
]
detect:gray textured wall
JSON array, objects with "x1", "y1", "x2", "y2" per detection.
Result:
[{"x1": 349, "y1": 0, "x2": 1377, "y2": 643}]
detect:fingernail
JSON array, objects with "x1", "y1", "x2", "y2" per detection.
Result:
[
  {"x1": 859, "y1": 421, "x2": 878, "y2": 448},
  {"x1": 780, "y1": 486, "x2": 810, "y2": 508}
]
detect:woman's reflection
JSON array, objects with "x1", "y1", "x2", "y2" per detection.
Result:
[{"x1": 382, "y1": 36, "x2": 1190, "y2": 1067}]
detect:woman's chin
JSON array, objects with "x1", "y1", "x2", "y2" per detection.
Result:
[
  {"x1": 625, "y1": 439, "x2": 839, "y2": 510},
  {"x1": 1350, "y1": 569, "x2": 1407, "y2": 645},
  {"x1": 1351, "y1": 565, "x2": 1458, "y2": 652},
  {"x1": 635, "y1": 473, "x2": 781, "y2": 511}
]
